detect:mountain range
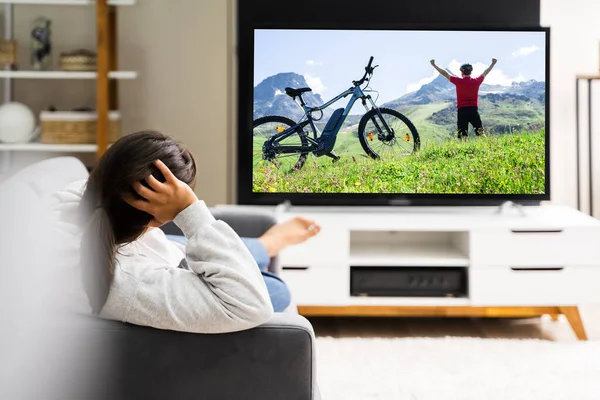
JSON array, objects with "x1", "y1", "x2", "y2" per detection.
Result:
[
  {"x1": 384, "y1": 70, "x2": 545, "y2": 108},
  {"x1": 254, "y1": 73, "x2": 330, "y2": 121},
  {"x1": 253, "y1": 70, "x2": 545, "y2": 139}
]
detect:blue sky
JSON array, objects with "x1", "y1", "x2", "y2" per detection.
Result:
[{"x1": 254, "y1": 29, "x2": 546, "y2": 108}]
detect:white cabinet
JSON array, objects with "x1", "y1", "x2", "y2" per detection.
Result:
[
  {"x1": 271, "y1": 205, "x2": 600, "y2": 307},
  {"x1": 216, "y1": 204, "x2": 600, "y2": 307}
]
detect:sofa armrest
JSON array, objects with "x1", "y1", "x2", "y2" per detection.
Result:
[
  {"x1": 209, "y1": 207, "x2": 277, "y2": 238},
  {"x1": 79, "y1": 313, "x2": 318, "y2": 400}
]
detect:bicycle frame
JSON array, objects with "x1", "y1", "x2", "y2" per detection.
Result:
[{"x1": 269, "y1": 85, "x2": 379, "y2": 151}]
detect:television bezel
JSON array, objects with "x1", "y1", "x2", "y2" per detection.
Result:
[{"x1": 237, "y1": 24, "x2": 550, "y2": 206}]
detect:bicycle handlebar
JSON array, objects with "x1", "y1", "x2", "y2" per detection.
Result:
[
  {"x1": 366, "y1": 56, "x2": 374, "y2": 72},
  {"x1": 353, "y1": 56, "x2": 377, "y2": 86}
]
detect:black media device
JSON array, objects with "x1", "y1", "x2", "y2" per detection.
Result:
[{"x1": 350, "y1": 267, "x2": 468, "y2": 298}]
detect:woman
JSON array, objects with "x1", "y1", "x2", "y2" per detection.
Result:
[{"x1": 64, "y1": 130, "x2": 319, "y2": 333}]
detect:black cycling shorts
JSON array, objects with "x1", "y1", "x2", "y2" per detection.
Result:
[{"x1": 457, "y1": 106, "x2": 483, "y2": 138}]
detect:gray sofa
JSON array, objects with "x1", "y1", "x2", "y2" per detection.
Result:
[{"x1": 0, "y1": 157, "x2": 318, "y2": 400}]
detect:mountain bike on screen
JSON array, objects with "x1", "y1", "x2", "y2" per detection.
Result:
[{"x1": 253, "y1": 56, "x2": 420, "y2": 171}]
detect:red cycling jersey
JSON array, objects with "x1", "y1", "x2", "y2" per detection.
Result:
[{"x1": 450, "y1": 75, "x2": 485, "y2": 109}]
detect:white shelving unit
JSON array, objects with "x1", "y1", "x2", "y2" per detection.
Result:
[{"x1": 0, "y1": 0, "x2": 137, "y2": 175}]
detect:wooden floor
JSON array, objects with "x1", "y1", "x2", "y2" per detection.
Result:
[{"x1": 308, "y1": 305, "x2": 600, "y2": 341}]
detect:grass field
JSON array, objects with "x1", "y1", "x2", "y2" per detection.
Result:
[
  {"x1": 253, "y1": 130, "x2": 545, "y2": 194},
  {"x1": 396, "y1": 102, "x2": 453, "y2": 142}
]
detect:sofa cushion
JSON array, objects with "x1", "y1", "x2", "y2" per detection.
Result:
[{"x1": 6, "y1": 156, "x2": 89, "y2": 201}]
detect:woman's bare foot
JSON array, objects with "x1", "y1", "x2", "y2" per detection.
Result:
[{"x1": 259, "y1": 217, "x2": 321, "y2": 257}]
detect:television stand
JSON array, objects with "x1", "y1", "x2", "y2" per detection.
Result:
[{"x1": 265, "y1": 204, "x2": 600, "y2": 340}]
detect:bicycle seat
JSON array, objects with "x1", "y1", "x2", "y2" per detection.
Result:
[{"x1": 285, "y1": 87, "x2": 312, "y2": 98}]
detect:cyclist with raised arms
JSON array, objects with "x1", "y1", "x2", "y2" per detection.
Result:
[{"x1": 430, "y1": 58, "x2": 497, "y2": 140}]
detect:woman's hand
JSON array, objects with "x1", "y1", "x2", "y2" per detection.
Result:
[{"x1": 125, "y1": 160, "x2": 198, "y2": 226}]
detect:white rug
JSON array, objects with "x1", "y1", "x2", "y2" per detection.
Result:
[{"x1": 315, "y1": 336, "x2": 600, "y2": 400}]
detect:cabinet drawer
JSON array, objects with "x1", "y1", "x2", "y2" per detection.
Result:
[
  {"x1": 470, "y1": 266, "x2": 600, "y2": 305},
  {"x1": 279, "y1": 265, "x2": 347, "y2": 305},
  {"x1": 470, "y1": 227, "x2": 600, "y2": 266}
]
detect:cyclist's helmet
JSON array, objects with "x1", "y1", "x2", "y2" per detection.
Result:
[{"x1": 460, "y1": 63, "x2": 473, "y2": 75}]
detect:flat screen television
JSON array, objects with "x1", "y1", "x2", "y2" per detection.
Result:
[{"x1": 237, "y1": 25, "x2": 550, "y2": 206}]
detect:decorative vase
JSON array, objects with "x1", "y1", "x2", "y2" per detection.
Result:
[
  {"x1": 31, "y1": 17, "x2": 52, "y2": 71},
  {"x1": 0, "y1": 102, "x2": 37, "y2": 143}
]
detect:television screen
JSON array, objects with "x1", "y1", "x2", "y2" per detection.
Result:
[{"x1": 245, "y1": 27, "x2": 549, "y2": 205}]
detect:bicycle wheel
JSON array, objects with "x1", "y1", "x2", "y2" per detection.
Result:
[
  {"x1": 253, "y1": 115, "x2": 309, "y2": 172},
  {"x1": 358, "y1": 107, "x2": 420, "y2": 159}
]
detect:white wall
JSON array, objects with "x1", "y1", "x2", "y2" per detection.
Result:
[
  {"x1": 541, "y1": 0, "x2": 600, "y2": 214},
  {"x1": 117, "y1": 0, "x2": 232, "y2": 206}
]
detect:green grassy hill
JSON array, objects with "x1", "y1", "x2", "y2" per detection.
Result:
[
  {"x1": 253, "y1": 130, "x2": 545, "y2": 194},
  {"x1": 420, "y1": 96, "x2": 545, "y2": 139},
  {"x1": 395, "y1": 102, "x2": 453, "y2": 141}
]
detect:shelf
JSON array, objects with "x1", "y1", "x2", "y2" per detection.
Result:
[
  {"x1": 349, "y1": 230, "x2": 470, "y2": 267},
  {"x1": 0, "y1": 143, "x2": 97, "y2": 152},
  {"x1": 0, "y1": 71, "x2": 137, "y2": 79},
  {"x1": 349, "y1": 243, "x2": 469, "y2": 267},
  {"x1": 576, "y1": 74, "x2": 600, "y2": 80},
  {"x1": 0, "y1": 0, "x2": 136, "y2": 5}
]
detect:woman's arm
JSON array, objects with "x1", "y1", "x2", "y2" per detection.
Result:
[
  {"x1": 101, "y1": 160, "x2": 273, "y2": 333},
  {"x1": 103, "y1": 200, "x2": 273, "y2": 333}
]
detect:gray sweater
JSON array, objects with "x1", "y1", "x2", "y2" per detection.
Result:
[{"x1": 48, "y1": 181, "x2": 273, "y2": 333}]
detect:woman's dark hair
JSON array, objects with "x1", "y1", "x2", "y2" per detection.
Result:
[{"x1": 79, "y1": 130, "x2": 196, "y2": 314}]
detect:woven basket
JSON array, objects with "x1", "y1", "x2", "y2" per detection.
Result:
[
  {"x1": 59, "y1": 49, "x2": 97, "y2": 71},
  {"x1": 40, "y1": 111, "x2": 120, "y2": 144},
  {"x1": 0, "y1": 40, "x2": 17, "y2": 65}
]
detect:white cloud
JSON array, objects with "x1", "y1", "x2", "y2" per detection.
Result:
[
  {"x1": 406, "y1": 71, "x2": 439, "y2": 94},
  {"x1": 305, "y1": 60, "x2": 323, "y2": 66},
  {"x1": 448, "y1": 59, "x2": 525, "y2": 86},
  {"x1": 274, "y1": 89, "x2": 284, "y2": 96},
  {"x1": 512, "y1": 45, "x2": 540, "y2": 58},
  {"x1": 304, "y1": 73, "x2": 326, "y2": 94}
]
